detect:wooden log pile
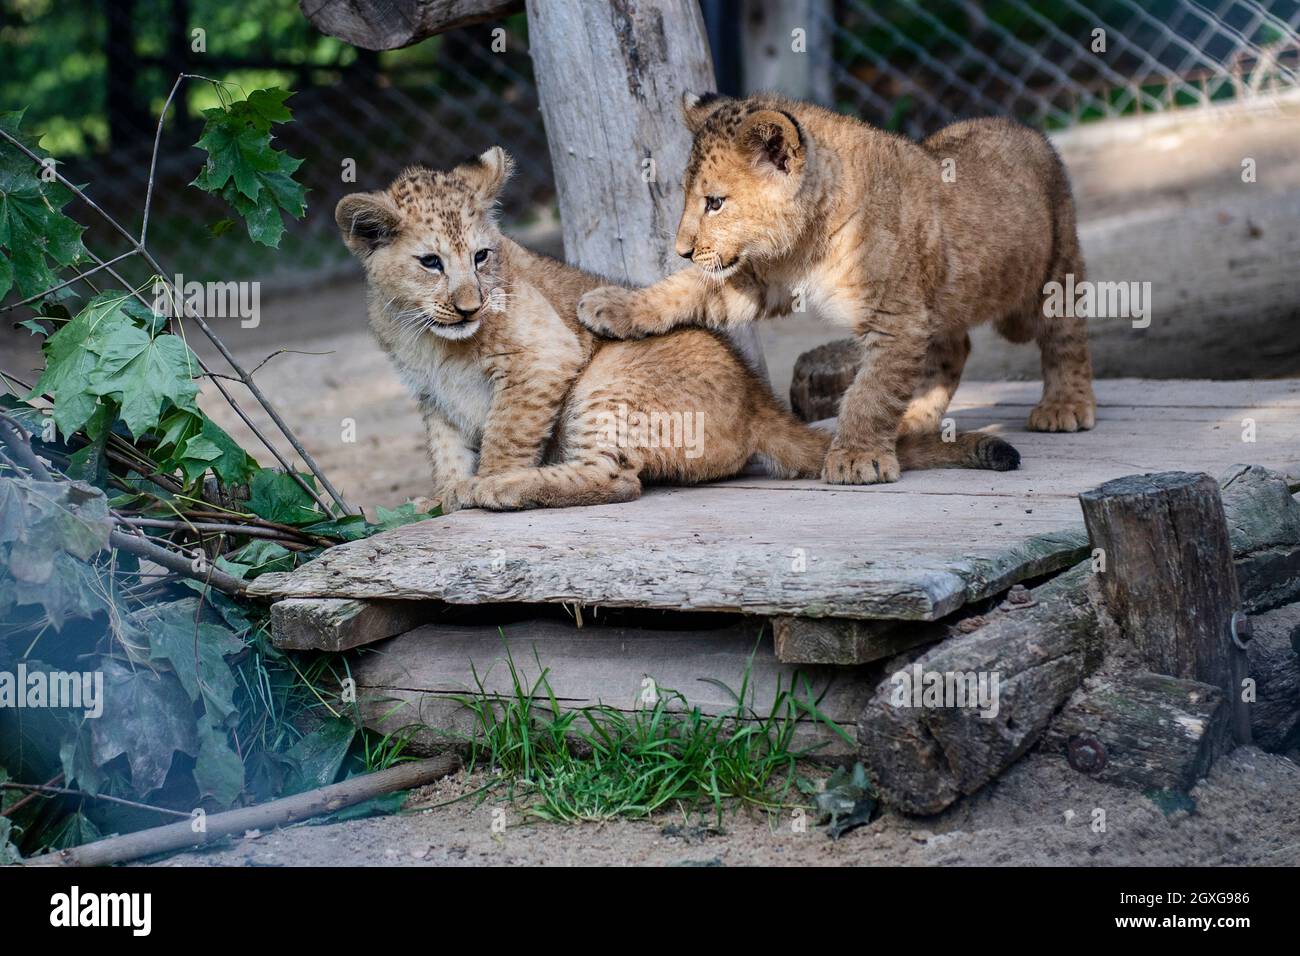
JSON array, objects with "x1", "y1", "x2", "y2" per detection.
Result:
[{"x1": 857, "y1": 465, "x2": 1300, "y2": 814}]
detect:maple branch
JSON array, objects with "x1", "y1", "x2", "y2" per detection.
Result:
[{"x1": 0, "y1": 117, "x2": 357, "y2": 517}]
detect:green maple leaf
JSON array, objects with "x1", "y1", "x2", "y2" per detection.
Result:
[
  {"x1": 0, "y1": 110, "x2": 86, "y2": 299},
  {"x1": 31, "y1": 292, "x2": 137, "y2": 436},
  {"x1": 155, "y1": 410, "x2": 258, "y2": 485},
  {"x1": 190, "y1": 88, "x2": 306, "y2": 248},
  {"x1": 86, "y1": 323, "x2": 201, "y2": 437}
]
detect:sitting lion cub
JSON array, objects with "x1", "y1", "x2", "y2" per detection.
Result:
[
  {"x1": 336, "y1": 149, "x2": 1019, "y2": 511},
  {"x1": 578, "y1": 93, "x2": 1096, "y2": 485}
]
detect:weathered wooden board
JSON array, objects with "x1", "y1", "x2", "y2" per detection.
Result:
[
  {"x1": 353, "y1": 619, "x2": 867, "y2": 758},
  {"x1": 250, "y1": 380, "x2": 1300, "y2": 621},
  {"x1": 270, "y1": 597, "x2": 437, "y2": 651}
]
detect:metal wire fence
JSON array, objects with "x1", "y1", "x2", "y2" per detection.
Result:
[
  {"x1": 821, "y1": 0, "x2": 1300, "y2": 138},
  {"x1": 7, "y1": 1, "x2": 1299, "y2": 295}
]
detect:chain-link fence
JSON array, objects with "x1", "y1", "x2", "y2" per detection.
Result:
[
  {"x1": 4, "y1": 0, "x2": 1298, "y2": 297},
  {"x1": 822, "y1": 0, "x2": 1300, "y2": 138}
]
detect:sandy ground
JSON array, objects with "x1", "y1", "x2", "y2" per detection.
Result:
[{"x1": 162, "y1": 747, "x2": 1300, "y2": 867}]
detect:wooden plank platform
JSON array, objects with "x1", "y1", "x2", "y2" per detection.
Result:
[{"x1": 249, "y1": 380, "x2": 1300, "y2": 621}]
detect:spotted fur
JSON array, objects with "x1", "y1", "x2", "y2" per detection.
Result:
[{"x1": 577, "y1": 93, "x2": 1095, "y2": 484}]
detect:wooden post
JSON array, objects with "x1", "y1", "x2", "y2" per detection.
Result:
[
  {"x1": 740, "y1": 0, "x2": 833, "y2": 105},
  {"x1": 524, "y1": 0, "x2": 769, "y2": 381},
  {"x1": 1079, "y1": 471, "x2": 1252, "y2": 744}
]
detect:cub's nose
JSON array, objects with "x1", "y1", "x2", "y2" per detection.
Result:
[
  {"x1": 453, "y1": 304, "x2": 479, "y2": 320},
  {"x1": 676, "y1": 245, "x2": 695, "y2": 261}
]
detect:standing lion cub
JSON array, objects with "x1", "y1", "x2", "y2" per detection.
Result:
[
  {"x1": 578, "y1": 93, "x2": 1096, "y2": 485},
  {"x1": 335, "y1": 149, "x2": 1019, "y2": 511}
]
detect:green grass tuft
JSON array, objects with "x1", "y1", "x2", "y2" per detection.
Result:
[{"x1": 455, "y1": 640, "x2": 852, "y2": 824}]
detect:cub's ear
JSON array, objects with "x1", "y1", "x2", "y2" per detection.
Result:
[
  {"x1": 458, "y1": 146, "x2": 514, "y2": 204},
  {"x1": 738, "y1": 109, "x2": 804, "y2": 175},
  {"x1": 681, "y1": 91, "x2": 729, "y2": 134},
  {"x1": 335, "y1": 192, "x2": 401, "y2": 256}
]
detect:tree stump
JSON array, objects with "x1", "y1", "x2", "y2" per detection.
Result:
[{"x1": 1079, "y1": 471, "x2": 1252, "y2": 744}]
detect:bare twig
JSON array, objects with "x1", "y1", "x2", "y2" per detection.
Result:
[
  {"x1": 247, "y1": 347, "x2": 335, "y2": 378},
  {"x1": 0, "y1": 782, "x2": 192, "y2": 820},
  {"x1": 1, "y1": 773, "x2": 63, "y2": 818},
  {"x1": 0, "y1": 413, "x2": 52, "y2": 480},
  {"x1": 0, "y1": 250, "x2": 138, "y2": 314},
  {"x1": 119, "y1": 516, "x2": 323, "y2": 548},
  {"x1": 110, "y1": 528, "x2": 246, "y2": 596},
  {"x1": 140, "y1": 73, "x2": 187, "y2": 247}
]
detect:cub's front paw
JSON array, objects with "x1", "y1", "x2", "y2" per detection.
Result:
[
  {"x1": 821, "y1": 445, "x2": 901, "y2": 485},
  {"x1": 431, "y1": 478, "x2": 476, "y2": 514},
  {"x1": 577, "y1": 286, "x2": 644, "y2": 340},
  {"x1": 1027, "y1": 397, "x2": 1096, "y2": 432}
]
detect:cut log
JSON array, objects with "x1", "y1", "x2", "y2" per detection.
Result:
[
  {"x1": 354, "y1": 618, "x2": 868, "y2": 759},
  {"x1": 789, "y1": 338, "x2": 859, "y2": 422},
  {"x1": 270, "y1": 597, "x2": 435, "y2": 651},
  {"x1": 1245, "y1": 601, "x2": 1300, "y2": 751},
  {"x1": 772, "y1": 616, "x2": 947, "y2": 665},
  {"x1": 856, "y1": 562, "x2": 1104, "y2": 814},
  {"x1": 298, "y1": 0, "x2": 521, "y2": 50},
  {"x1": 1080, "y1": 471, "x2": 1252, "y2": 743},
  {"x1": 1042, "y1": 670, "x2": 1230, "y2": 791},
  {"x1": 525, "y1": 0, "x2": 769, "y2": 382}
]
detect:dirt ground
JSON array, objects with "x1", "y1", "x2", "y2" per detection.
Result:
[{"x1": 162, "y1": 747, "x2": 1300, "y2": 867}]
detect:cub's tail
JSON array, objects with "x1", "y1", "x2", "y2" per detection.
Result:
[{"x1": 897, "y1": 431, "x2": 1021, "y2": 472}]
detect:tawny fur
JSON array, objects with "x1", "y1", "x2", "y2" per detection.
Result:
[
  {"x1": 577, "y1": 93, "x2": 1095, "y2": 485},
  {"x1": 336, "y1": 150, "x2": 1018, "y2": 512}
]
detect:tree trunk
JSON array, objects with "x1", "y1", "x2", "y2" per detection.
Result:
[
  {"x1": 525, "y1": 0, "x2": 769, "y2": 381},
  {"x1": 740, "y1": 0, "x2": 833, "y2": 105}
]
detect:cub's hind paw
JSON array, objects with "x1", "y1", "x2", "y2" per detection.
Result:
[
  {"x1": 1027, "y1": 398, "x2": 1096, "y2": 433},
  {"x1": 821, "y1": 445, "x2": 901, "y2": 485}
]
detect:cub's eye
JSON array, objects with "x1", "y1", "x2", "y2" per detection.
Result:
[
  {"x1": 705, "y1": 196, "x2": 725, "y2": 213},
  {"x1": 474, "y1": 248, "x2": 491, "y2": 266},
  {"x1": 416, "y1": 254, "x2": 443, "y2": 271}
]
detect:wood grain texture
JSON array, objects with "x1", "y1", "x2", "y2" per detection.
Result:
[
  {"x1": 772, "y1": 615, "x2": 947, "y2": 665},
  {"x1": 1244, "y1": 602, "x2": 1300, "y2": 751},
  {"x1": 1043, "y1": 670, "x2": 1230, "y2": 792},
  {"x1": 352, "y1": 618, "x2": 867, "y2": 758},
  {"x1": 250, "y1": 381, "x2": 1300, "y2": 623},
  {"x1": 270, "y1": 597, "x2": 435, "y2": 651},
  {"x1": 1080, "y1": 471, "x2": 1251, "y2": 743},
  {"x1": 524, "y1": 0, "x2": 768, "y2": 380},
  {"x1": 298, "y1": 0, "x2": 520, "y2": 50},
  {"x1": 856, "y1": 562, "x2": 1103, "y2": 814}
]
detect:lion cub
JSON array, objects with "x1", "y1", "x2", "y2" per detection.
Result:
[
  {"x1": 578, "y1": 93, "x2": 1096, "y2": 485},
  {"x1": 336, "y1": 150, "x2": 1018, "y2": 511}
]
